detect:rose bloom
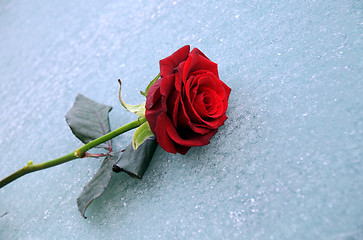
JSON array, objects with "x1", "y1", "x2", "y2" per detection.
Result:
[{"x1": 145, "y1": 45, "x2": 231, "y2": 154}]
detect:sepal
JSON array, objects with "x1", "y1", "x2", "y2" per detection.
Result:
[
  {"x1": 118, "y1": 79, "x2": 146, "y2": 118},
  {"x1": 140, "y1": 73, "x2": 160, "y2": 97},
  {"x1": 132, "y1": 122, "x2": 154, "y2": 150}
]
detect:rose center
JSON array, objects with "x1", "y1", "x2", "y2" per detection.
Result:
[
  {"x1": 193, "y1": 90, "x2": 223, "y2": 119},
  {"x1": 203, "y1": 95, "x2": 213, "y2": 109}
]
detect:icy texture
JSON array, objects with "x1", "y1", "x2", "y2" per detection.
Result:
[{"x1": 0, "y1": 0, "x2": 362, "y2": 239}]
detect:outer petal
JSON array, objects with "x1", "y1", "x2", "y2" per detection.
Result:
[
  {"x1": 190, "y1": 48, "x2": 209, "y2": 61},
  {"x1": 154, "y1": 114, "x2": 177, "y2": 154},
  {"x1": 160, "y1": 75, "x2": 176, "y2": 98},
  {"x1": 146, "y1": 78, "x2": 162, "y2": 109},
  {"x1": 183, "y1": 49, "x2": 219, "y2": 82},
  {"x1": 145, "y1": 97, "x2": 164, "y2": 135},
  {"x1": 154, "y1": 114, "x2": 191, "y2": 155},
  {"x1": 145, "y1": 78, "x2": 166, "y2": 134},
  {"x1": 165, "y1": 117, "x2": 217, "y2": 147},
  {"x1": 174, "y1": 145, "x2": 190, "y2": 155},
  {"x1": 159, "y1": 45, "x2": 190, "y2": 77}
]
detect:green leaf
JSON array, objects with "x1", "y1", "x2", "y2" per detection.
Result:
[
  {"x1": 65, "y1": 94, "x2": 126, "y2": 218},
  {"x1": 132, "y1": 122, "x2": 154, "y2": 150},
  {"x1": 140, "y1": 73, "x2": 160, "y2": 97},
  {"x1": 77, "y1": 154, "x2": 118, "y2": 218},
  {"x1": 66, "y1": 94, "x2": 115, "y2": 218},
  {"x1": 113, "y1": 136, "x2": 158, "y2": 179},
  {"x1": 65, "y1": 94, "x2": 112, "y2": 150},
  {"x1": 118, "y1": 80, "x2": 146, "y2": 118}
]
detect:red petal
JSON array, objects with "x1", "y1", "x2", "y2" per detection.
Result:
[
  {"x1": 145, "y1": 98, "x2": 164, "y2": 134},
  {"x1": 160, "y1": 75, "x2": 175, "y2": 98},
  {"x1": 183, "y1": 49, "x2": 219, "y2": 82},
  {"x1": 178, "y1": 97, "x2": 211, "y2": 134},
  {"x1": 165, "y1": 117, "x2": 217, "y2": 147},
  {"x1": 154, "y1": 114, "x2": 177, "y2": 154},
  {"x1": 159, "y1": 45, "x2": 190, "y2": 77},
  {"x1": 174, "y1": 145, "x2": 190, "y2": 155},
  {"x1": 146, "y1": 78, "x2": 162, "y2": 108}
]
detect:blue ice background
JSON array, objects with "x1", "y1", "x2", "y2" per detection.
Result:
[{"x1": 0, "y1": 0, "x2": 362, "y2": 239}]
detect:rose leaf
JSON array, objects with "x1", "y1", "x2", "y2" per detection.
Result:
[
  {"x1": 113, "y1": 136, "x2": 158, "y2": 179},
  {"x1": 65, "y1": 94, "x2": 112, "y2": 150},
  {"x1": 132, "y1": 122, "x2": 154, "y2": 150},
  {"x1": 77, "y1": 153, "x2": 118, "y2": 218}
]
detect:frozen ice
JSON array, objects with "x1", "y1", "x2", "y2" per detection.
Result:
[{"x1": 0, "y1": 0, "x2": 362, "y2": 239}]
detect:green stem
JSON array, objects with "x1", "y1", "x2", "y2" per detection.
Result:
[{"x1": 0, "y1": 117, "x2": 147, "y2": 189}]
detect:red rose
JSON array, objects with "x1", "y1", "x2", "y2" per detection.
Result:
[{"x1": 145, "y1": 45, "x2": 231, "y2": 154}]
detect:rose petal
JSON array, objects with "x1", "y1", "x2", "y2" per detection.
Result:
[
  {"x1": 221, "y1": 81, "x2": 231, "y2": 111},
  {"x1": 146, "y1": 78, "x2": 167, "y2": 134},
  {"x1": 174, "y1": 61, "x2": 185, "y2": 92},
  {"x1": 174, "y1": 145, "x2": 190, "y2": 155},
  {"x1": 182, "y1": 84, "x2": 221, "y2": 129},
  {"x1": 160, "y1": 45, "x2": 190, "y2": 77},
  {"x1": 165, "y1": 117, "x2": 217, "y2": 147},
  {"x1": 155, "y1": 114, "x2": 191, "y2": 155},
  {"x1": 201, "y1": 91, "x2": 224, "y2": 117},
  {"x1": 190, "y1": 48, "x2": 209, "y2": 60},
  {"x1": 196, "y1": 73, "x2": 219, "y2": 92},
  {"x1": 160, "y1": 75, "x2": 175, "y2": 98},
  {"x1": 179, "y1": 94, "x2": 219, "y2": 131},
  {"x1": 177, "y1": 96, "x2": 210, "y2": 134},
  {"x1": 193, "y1": 93, "x2": 209, "y2": 118},
  {"x1": 184, "y1": 75, "x2": 197, "y2": 104},
  {"x1": 154, "y1": 114, "x2": 177, "y2": 154},
  {"x1": 145, "y1": 98, "x2": 164, "y2": 134},
  {"x1": 185, "y1": 72, "x2": 220, "y2": 108},
  {"x1": 183, "y1": 50, "x2": 218, "y2": 82},
  {"x1": 146, "y1": 78, "x2": 162, "y2": 108},
  {"x1": 167, "y1": 91, "x2": 180, "y2": 126}
]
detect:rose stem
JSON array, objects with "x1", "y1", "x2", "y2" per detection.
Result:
[{"x1": 0, "y1": 117, "x2": 147, "y2": 189}]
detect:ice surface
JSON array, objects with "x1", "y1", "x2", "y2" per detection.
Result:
[{"x1": 0, "y1": 0, "x2": 362, "y2": 239}]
